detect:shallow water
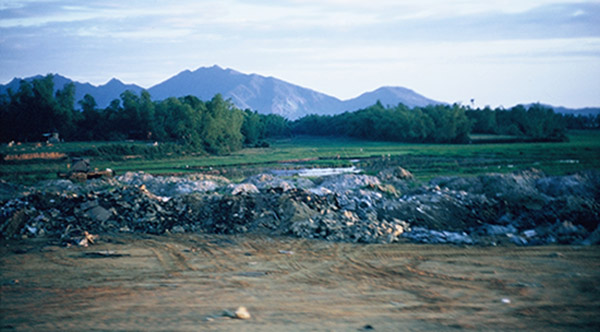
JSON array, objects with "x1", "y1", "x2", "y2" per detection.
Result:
[{"x1": 271, "y1": 166, "x2": 361, "y2": 177}]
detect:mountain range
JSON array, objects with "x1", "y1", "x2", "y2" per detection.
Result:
[
  {"x1": 1, "y1": 65, "x2": 598, "y2": 119},
  {"x1": 0, "y1": 65, "x2": 441, "y2": 119}
]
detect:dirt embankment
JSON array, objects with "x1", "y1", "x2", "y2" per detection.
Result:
[{"x1": 2, "y1": 152, "x2": 67, "y2": 161}]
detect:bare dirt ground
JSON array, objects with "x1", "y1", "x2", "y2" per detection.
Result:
[{"x1": 1, "y1": 234, "x2": 599, "y2": 331}]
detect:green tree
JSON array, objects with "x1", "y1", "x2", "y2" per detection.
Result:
[
  {"x1": 154, "y1": 97, "x2": 203, "y2": 147},
  {"x1": 76, "y1": 94, "x2": 101, "y2": 140},
  {"x1": 54, "y1": 82, "x2": 77, "y2": 139},
  {"x1": 241, "y1": 109, "x2": 264, "y2": 145},
  {"x1": 200, "y1": 94, "x2": 244, "y2": 154}
]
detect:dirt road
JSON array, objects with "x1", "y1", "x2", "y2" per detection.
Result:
[{"x1": 1, "y1": 234, "x2": 599, "y2": 331}]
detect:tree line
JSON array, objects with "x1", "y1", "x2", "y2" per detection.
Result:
[
  {"x1": 1, "y1": 74, "x2": 596, "y2": 154},
  {"x1": 0, "y1": 75, "x2": 289, "y2": 154},
  {"x1": 292, "y1": 101, "x2": 472, "y2": 143},
  {"x1": 466, "y1": 105, "x2": 598, "y2": 140}
]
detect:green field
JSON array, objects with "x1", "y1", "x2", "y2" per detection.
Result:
[{"x1": 1, "y1": 130, "x2": 599, "y2": 184}]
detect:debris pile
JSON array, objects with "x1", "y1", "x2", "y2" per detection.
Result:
[{"x1": 1, "y1": 168, "x2": 599, "y2": 246}]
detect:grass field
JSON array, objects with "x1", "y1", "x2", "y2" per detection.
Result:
[{"x1": 1, "y1": 130, "x2": 599, "y2": 184}]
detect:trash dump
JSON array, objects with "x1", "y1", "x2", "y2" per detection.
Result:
[{"x1": 0, "y1": 169, "x2": 599, "y2": 246}]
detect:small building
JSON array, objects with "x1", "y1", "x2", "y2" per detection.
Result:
[{"x1": 42, "y1": 131, "x2": 60, "y2": 144}]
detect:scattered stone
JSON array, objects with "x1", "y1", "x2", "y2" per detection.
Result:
[
  {"x1": 0, "y1": 209, "x2": 28, "y2": 239},
  {"x1": 402, "y1": 227, "x2": 474, "y2": 245},
  {"x1": 84, "y1": 205, "x2": 112, "y2": 223},
  {"x1": 507, "y1": 234, "x2": 528, "y2": 246},
  {"x1": 378, "y1": 166, "x2": 414, "y2": 181},
  {"x1": 234, "y1": 306, "x2": 251, "y2": 320},
  {"x1": 77, "y1": 231, "x2": 98, "y2": 247},
  {"x1": 581, "y1": 225, "x2": 600, "y2": 245},
  {"x1": 229, "y1": 183, "x2": 259, "y2": 195},
  {"x1": 318, "y1": 174, "x2": 381, "y2": 192},
  {"x1": 483, "y1": 224, "x2": 517, "y2": 236}
]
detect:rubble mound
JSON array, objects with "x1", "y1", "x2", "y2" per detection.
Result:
[
  {"x1": 1, "y1": 169, "x2": 599, "y2": 246},
  {"x1": 117, "y1": 172, "x2": 229, "y2": 197}
]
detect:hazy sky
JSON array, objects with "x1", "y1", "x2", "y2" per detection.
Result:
[{"x1": 1, "y1": 0, "x2": 599, "y2": 108}]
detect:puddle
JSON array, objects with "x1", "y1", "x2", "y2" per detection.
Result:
[
  {"x1": 558, "y1": 160, "x2": 579, "y2": 164},
  {"x1": 272, "y1": 166, "x2": 361, "y2": 177}
]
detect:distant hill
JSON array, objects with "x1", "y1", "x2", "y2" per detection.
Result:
[
  {"x1": 147, "y1": 66, "x2": 344, "y2": 119},
  {"x1": 544, "y1": 105, "x2": 600, "y2": 116},
  {"x1": 342, "y1": 86, "x2": 440, "y2": 111},
  {"x1": 147, "y1": 66, "x2": 443, "y2": 119},
  {"x1": 0, "y1": 66, "x2": 443, "y2": 119},
  {"x1": 2, "y1": 66, "x2": 597, "y2": 119}
]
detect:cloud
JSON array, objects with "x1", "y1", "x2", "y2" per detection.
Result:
[
  {"x1": 2, "y1": 0, "x2": 598, "y2": 41},
  {"x1": 1, "y1": 0, "x2": 599, "y2": 107}
]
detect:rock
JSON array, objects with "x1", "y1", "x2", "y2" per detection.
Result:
[
  {"x1": 552, "y1": 221, "x2": 589, "y2": 244},
  {"x1": 507, "y1": 234, "x2": 528, "y2": 246},
  {"x1": 229, "y1": 183, "x2": 259, "y2": 195},
  {"x1": 535, "y1": 172, "x2": 598, "y2": 200},
  {"x1": 77, "y1": 231, "x2": 98, "y2": 247},
  {"x1": 483, "y1": 224, "x2": 517, "y2": 236},
  {"x1": 0, "y1": 209, "x2": 28, "y2": 239},
  {"x1": 84, "y1": 205, "x2": 112, "y2": 223},
  {"x1": 234, "y1": 306, "x2": 251, "y2": 320},
  {"x1": 402, "y1": 227, "x2": 473, "y2": 245},
  {"x1": 80, "y1": 200, "x2": 99, "y2": 211},
  {"x1": 244, "y1": 173, "x2": 299, "y2": 192},
  {"x1": 378, "y1": 166, "x2": 414, "y2": 181},
  {"x1": 581, "y1": 223, "x2": 600, "y2": 245},
  {"x1": 318, "y1": 174, "x2": 381, "y2": 192},
  {"x1": 171, "y1": 225, "x2": 185, "y2": 234}
]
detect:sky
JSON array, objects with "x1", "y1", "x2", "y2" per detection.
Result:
[{"x1": 0, "y1": 0, "x2": 599, "y2": 108}]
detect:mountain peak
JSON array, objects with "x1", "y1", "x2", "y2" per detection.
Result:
[
  {"x1": 343, "y1": 85, "x2": 442, "y2": 111},
  {"x1": 192, "y1": 65, "x2": 241, "y2": 75},
  {"x1": 377, "y1": 86, "x2": 414, "y2": 93},
  {"x1": 193, "y1": 65, "x2": 223, "y2": 72},
  {"x1": 105, "y1": 78, "x2": 123, "y2": 85}
]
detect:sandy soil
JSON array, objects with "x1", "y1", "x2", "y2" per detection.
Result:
[{"x1": 1, "y1": 234, "x2": 599, "y2": 331}]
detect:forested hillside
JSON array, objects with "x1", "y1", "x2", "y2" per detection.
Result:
[
  {"x1": 1, "y1": 74, "x2": 596, "y2": 155},
  {"x1": 0, "y1": 75, "x2": 288, "y2": 154}
]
